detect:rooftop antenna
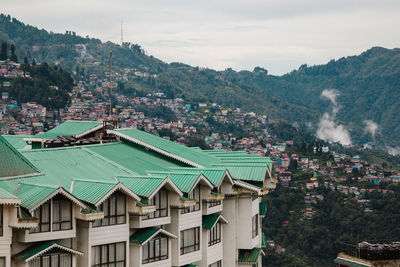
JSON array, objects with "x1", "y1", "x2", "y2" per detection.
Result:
[
  {"x1": 108, "y1": 51, "x2": 113, "y2": 119},
  {"x1": 120, "y1": 20, "x2": 123, "y2": 46}
]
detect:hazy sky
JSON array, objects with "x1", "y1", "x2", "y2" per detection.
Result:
[{"x1": 2, "y1": 0, "x2": 400, "y2": 74}]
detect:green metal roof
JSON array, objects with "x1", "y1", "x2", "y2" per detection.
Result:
[
  {"x1": 130, "y1": 227, "x2": 160, "y2": 244},
  {"x1": 34, "y1": 120, "x2": 102, "y2": 139},
  {"x1": 259, "y1": 201, "x2": 267, "y2": 216},
  {"x1": 14, "y1": 183, "x2": 58, "y2": 211},
  {"x1": 238, "y1": 248, "x2": 262, "y2": 263},
  {"x1": 148, "y1": 171, "x2": 201, "y2": 193},
  {"x1": 110, "y1": 128, "x2": 220, "y2": 167},
  {"x1": 0, "y1": 135, "x2": 39, "y2": 178},
  {"x1": 87, "y1": 142, "x2": 180, "y2": 175},
  {"x1": 213, "y1": 164, "x2": 268, "y2": 182},
  {"x1": 21, "y1": 146, "x2": 135, "y2": 186},
  {"x1": 2, "y1": 135, "x2": 31, "y2": 150},
  {"x1": 71, "y1": 180, "x2": 119, "y2": 205},
  {"x1": 0, "y1": 187, "x2": 18, "y2": 199},
  {"x1": 118, "y1": 176, "x2": 166, "y2": 198},
  {"x1": 262, "y1": 232, "x2": 266, "y2": 247},
  {"x1": 16, "y1": 241, "x2": 83, "y2": 262},
  {"x1": 202, "y1": 213, "x2": 226, "y2": 230},
  {"x1": 172, "y1": 168, "x2": 228, "y2": 188}
]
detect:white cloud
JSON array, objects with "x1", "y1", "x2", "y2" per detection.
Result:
[
  {"x1": 316, "y1": 89, "x2": 351, "y2": 145},
  {"x1": 363, "y1": 120, "x2": 379, "y2": 139},
  {"x1": 386, "y1": 146, "x2": 400, "y2": 156},
  {"x1": 316, "y1": 113, "x2": 351, "y2": 145}
]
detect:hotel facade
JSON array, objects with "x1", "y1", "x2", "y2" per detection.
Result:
[{"x1": 0, "y1": 121, "x2": 275, "y2": 267}]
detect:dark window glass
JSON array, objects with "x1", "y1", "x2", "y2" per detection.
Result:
[
  {"x1": 91, "y1": 242, "x2": 125, "y2": 267},
  {"x1": 208, "y1": 200, "x2": 221, "y2": 208},
  {"x1": 181, "y1": 186, "x2": 200, "y2": 214},
  {"x1": 208, "y1": 222, "x2": 221, "y2": 246},
  {"x1": 252, "y1": 214, "x2": 258, "y2": 238},
  {"x1": 142, "y1": 235, "x2": 168, "y2": 264},
  {"x1": 180, "y1": 227, "x2": 200, "y2": 255},
  {"x1": 28, "y1": 252, "x2": 72, "y2": 267},
  {"x1": 0, "y1": 205, "x2": 3, "y2": 236},
  {"x1": 52, "y1": 195, "x2": 72, "y2": 231},
  {"x1": 143, "y1": 189, "x2": 168, "y2": 220},
  {"x1": 93, "y1": 192, "x2": 126, "y2": 227},
  {"x1": 30, "y1": 201, "x2": 51, "y2": 233},
  {"x1": 209, "y1": 260, "x2": 222, "y2": 267}
]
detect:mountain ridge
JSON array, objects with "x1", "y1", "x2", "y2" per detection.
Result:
[{"x1": 1, "y1": 14, "x2": 399, "y2": 150}]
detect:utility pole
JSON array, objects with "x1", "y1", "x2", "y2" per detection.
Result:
[{"x1": 108, "y1": 51, "x2": 112, "y2": 119}]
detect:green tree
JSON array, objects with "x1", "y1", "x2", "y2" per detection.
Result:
[{"x1": 0, "y1": 42, "x2": 7, "y2": 60}]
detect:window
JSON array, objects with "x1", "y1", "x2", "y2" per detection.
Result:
[
  {"x1": 29, "y1": 252, "x2": 72, "y2": 267},
  {"x1": 0, "y1": 257, "x2": 5, "y2": 267},
  {"x1": 143, "y1": 189, "x2": 168, "y2": 220},
  {"x1": 31, "y1": 201, "x2": 51, "y2": 233},
  {"x1": 0, "y1": 205, "x2": 3, "y2": 236},
  {"x1": 209, "y1": 260, "x2": 222, "y2": 267},
  {"x1": 53, "y1": 195, "x2": 72, "y2": 231},
  {"x1": 252, "y1": 214, "x2": 258, "y2": 238},
  {"x1": 142, "y1": 235, "x2": 168, "y2": 264},
  {"x1": 93, "y1": 192, "x2": 126, "y2": 227},
  {"x1": 92, "y1": 242, "x2": 125, "y2": 267},
  {"x1": 208, "y1": 222, "x2": 221, "y2": 246},
  {"x1": 180, "y1": 227, "x2": 200, "y2": 255},
  {"x1": 181, "y1": 186, "x2": 200, "y2": 214},
  {"x1": 208, "y1": 200, "x2": 221, "y2": 208},
  {"x1": 252, "y1": 263, "x2": 258, "y2": 267}
]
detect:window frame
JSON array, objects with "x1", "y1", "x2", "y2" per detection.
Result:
[
  {"x1": 207, "y1": 200, "x2": 221, "y2": 208},
  {"x1": 208, "y1": 222, "x2": 221, "y2": 246},
  {"x1": 142, "y1": 235, "x2": 169, "y2": 264},
  {"x1": 28, "y1": 251, "x2": 72, "y2": 267},
  {"x1": 0, "y1": 205, "x2": 3, "y2": 237},
  {"x1": 143, "y1": 189, "x2": 168, "y2": 220},
  {"x1": 30, "y1": 201, "x2": 51, "y2": 233},
  {"x1": 93, "y1": 191, "x2": 126, "y2": 228},
  {"x1": 252, "y1": 214, "x2": 259, "y2": 238},
  {"x1": 91, "y1": 242, "x2": 126, "y2": 267},
  {"x1": 209, "y1": 260, "x2": 222, "y2": 267},
  {"x1": 180, "y1": 227, "x2": 200, "y2": 255},
  {"x1": 52, "y1": 195, "x2": 73, "y2": 232},
  {"x1": 181, "y1": 186, "x2": 200, "y2": 214}
]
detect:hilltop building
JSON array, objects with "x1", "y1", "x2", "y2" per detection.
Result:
[{"x1": 0, "y1": 121, "x2": 276, "y2": 267}]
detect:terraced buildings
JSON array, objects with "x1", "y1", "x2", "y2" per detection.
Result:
[{"x1": 0, "y1": 121, "x2": 275, "y2": 267}]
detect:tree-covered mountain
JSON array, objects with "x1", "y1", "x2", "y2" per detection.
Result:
[{"x1": 1, "y1": 14, "x2": 399, "y2": 149}]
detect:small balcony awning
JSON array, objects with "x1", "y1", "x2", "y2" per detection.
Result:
[
  {"x1": 130, "y1": 227, "x2": 177, "y2": 245},
  {"x1": 15, "y1": 241, "x2": 83, "y2": 262},
  {"x1": 202, "y1": 213, "x2": 228, "y2": 230},
  {"x1": 238, "y1": 247, "x2": 263, "y2": 264}
]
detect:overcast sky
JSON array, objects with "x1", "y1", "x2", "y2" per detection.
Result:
[{"x1": 2, "y1": 0, "x2": 400, "y2": 74}]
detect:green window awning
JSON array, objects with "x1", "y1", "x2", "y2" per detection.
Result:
[
  {"x1": 262, "y1": 232, "x2": 266, "y2": 247},
  {"x1": 202, "y1": 214, "x2": 228, "y2": 230},
  {"x1": 130, "y1": 227, "x2": 176, "y2": 245},
  {"x1": 259, "y1": 201, "x2": 267, "y2": 216},
  {"x1": 238, "y1": 247, "x2": 262, "y2": 263},
  {"x1": 16, "y1": 242, "x2": 83, "y2": 262}
]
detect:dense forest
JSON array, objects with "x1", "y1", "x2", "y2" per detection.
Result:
[
  {"x1": 0, "y1": 14, "x2": 400, "y2": 149},
  {"x1": 263, "y1": 176, "x2": 400, "y2": 266},
  {"x1": 0, "y1": 41, "x2": 73, "y2": 110}
]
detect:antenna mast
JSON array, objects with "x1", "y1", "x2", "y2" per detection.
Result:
[
  {"x1": 120, "y1": 20, "x2": 123, "y2": 46},
  {"x1": 108, "y1": 52, "x2": 113, "y2": 119}
]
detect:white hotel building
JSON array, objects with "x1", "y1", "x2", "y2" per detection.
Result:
[{"x1": 0, "y1": 121, "x2": 275, "y2": 267}]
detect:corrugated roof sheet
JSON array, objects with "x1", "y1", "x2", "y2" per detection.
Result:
[
  {"x1": 130, "y1": 227, "x2": 160, "y2": 244},
  {"x1": 14, "y1": 183, "x2": 58, "y2": 211},
  {"x1": 0, "y1": 135, "x2": 39, "y2": 178},
  {"x1": 34, "y1": 120, "x2": 102, "y2": 139},
  {"x1": 87, "y1": 142, "x2": 180, "y2": 175},
  {"x1": 148, "y1": 171, "x2": 201, "y2": 193},
  {"x1": 16, "y1": 241, "x2": 83, "y2": 262},
  {"x1": 70, "y1": 180, "x2": 118, "y2": 205},
  {"x1": 110, "y1": 128, "x2": 220, "y2": 167},
  {"x1": 118, "y1": 176, "x2": 166, "y2": 198},
  {"x1": 213, "y1": 164, "x2": 267, "y2": 182},
  {"x1": 238, "y1": 247, "x2": 262, "y2": 263},
  {"x1": 202, "y1": 214, "x2": 221, "y2": 230},
  {"x1": 2, "y1": 135, "x2": 31, "y2": 150},
  {"x1": 172, "y1": 168, "x2": 227, "y2": 188}
]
